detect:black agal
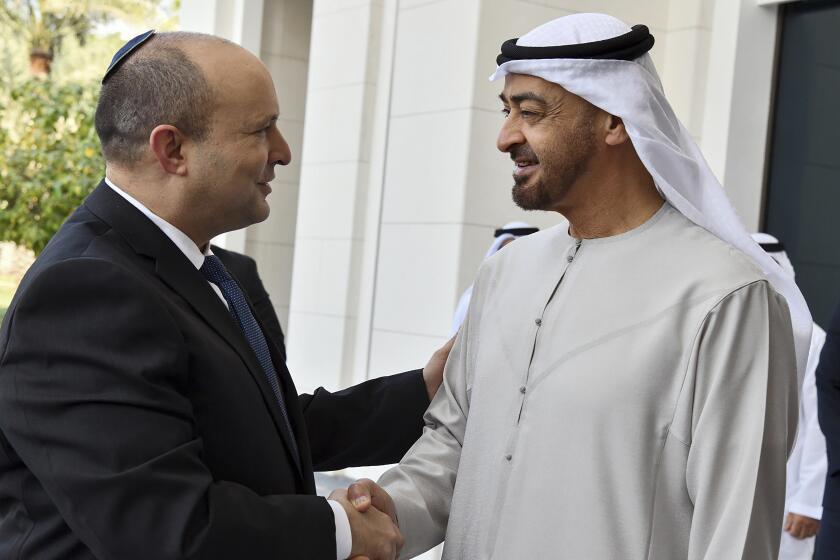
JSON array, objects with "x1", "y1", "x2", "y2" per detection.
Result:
[{"x1": 496, "y1": 24, "x2": 654, "y2": 65}]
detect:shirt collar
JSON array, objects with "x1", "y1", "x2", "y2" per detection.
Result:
[{"x1": 104, "y1": 177, "x2": 211, "y2": 269}]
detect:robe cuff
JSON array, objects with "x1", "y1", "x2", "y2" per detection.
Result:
[{"x1": 787, "y1": 501, "x2": 822, "y2": 520}]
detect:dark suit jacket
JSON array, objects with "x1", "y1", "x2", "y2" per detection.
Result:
[
  {"x1": 211, "y1": 245, "x2": 286, "y2": 361},
  {"x1": 0, "y1": 182, "x2": 429, "y2": 559},
  {"x1": 817, "y1": 300, "x2": 840, "y2": 559}
]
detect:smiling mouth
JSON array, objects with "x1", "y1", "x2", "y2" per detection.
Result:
[{"x1": 513, "y1": 160, "x2": 539, "y2": 177}]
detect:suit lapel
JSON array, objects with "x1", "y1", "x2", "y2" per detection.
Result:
[{"x1": 85, "y1": 182, "x2": 304, "y2": 480}]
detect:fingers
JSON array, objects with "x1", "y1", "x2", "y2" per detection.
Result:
[
  {"x1": 344, "y1": 496, "x2": 402, "y2": 560},
  {"x1": 348, "y1": 478, "x2": 375, "y2": 513},
  {"x1": 348, "y1": 478, "x2": 398, "y2": 524},
  {"x1": 786, "y1": 514, "x2": 820, "y2": 539}
]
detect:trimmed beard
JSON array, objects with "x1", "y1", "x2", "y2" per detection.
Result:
[{"x1": 511, "y1": 119, "x2": 598, "y2": 211}]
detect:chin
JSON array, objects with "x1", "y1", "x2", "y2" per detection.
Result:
[
  {"x1": 511, "y1": 182, "x2": 545, "y2": 211},
  {"x1": 252, "y1": 202, "x2": 271, "y2": 224}
]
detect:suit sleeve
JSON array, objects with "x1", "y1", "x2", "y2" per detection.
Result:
[
  {"x1": 301, "y1": 370, "x2": 430, "y2": 471},
  {"x1": 0, "y1": 258, "x2": 336, "y2": 560},
  {"x1": 817, "y1": 302, "x2": 840, "y2": 513},
  {"x1": 684, "y1": 281, "x2": 798, "y2": 560}
]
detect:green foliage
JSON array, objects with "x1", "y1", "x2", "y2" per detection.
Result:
[
  {"x1": 0, "y1": 78, "x2": 102, "y2": 254},
  {"x1": 1, "y1": 0, "x2": 161, "y2": 60}
]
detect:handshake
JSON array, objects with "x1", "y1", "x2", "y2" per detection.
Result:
[{"x1": 330, "y1": 479, "x2": 403, "y2": 560}]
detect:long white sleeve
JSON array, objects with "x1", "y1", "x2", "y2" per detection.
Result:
[
  {"x1": 378, "y1": 277, "x2": 479, "y2": 559},
  {"x1": 685, "y1": 282, "x2": 798, "y2": 559},
  {"x1": 787, "y1": 326, "x2": 828, "y2": 520}
]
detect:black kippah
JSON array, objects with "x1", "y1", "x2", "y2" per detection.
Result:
[
  {"x1": 494, "y1": 227, "x2": 539, "y2": 238},
  {"x1": 102, "y1": 29, "x2": 156, "y2": 84},
  {"x1": 496, "y1": 24, "x2": 654, "y2": 66}
]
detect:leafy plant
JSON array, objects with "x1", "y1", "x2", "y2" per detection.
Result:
[
  {"x1": 0, "y1": 78, "x2": 102, "y2": 254},
  {"x1": 0, "y1": 0, "x2": 160, "y2": 76}
]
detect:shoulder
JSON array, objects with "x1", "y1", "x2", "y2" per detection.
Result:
[{"x1": 660, "y1": 207, "x2": 765, "y2": 288}]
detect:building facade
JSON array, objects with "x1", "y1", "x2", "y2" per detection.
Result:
[{"x1": 179, "y1": 0, "x2": 812, "y2": 388}]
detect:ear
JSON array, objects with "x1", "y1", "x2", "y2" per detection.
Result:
[
  {"x1": 604, "y1": 115, "x2": 630, "y2": 147},
  {"x1": 149, "y1": 125, "x2": 188, "y2": 175}
]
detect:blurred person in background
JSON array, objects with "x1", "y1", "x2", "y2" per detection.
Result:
[
  {"x1": 753, "y1": 233, "x2": 827, "y2": 560},
  {"x1": 450, "y1": 221, "x2": 538, "y2": 335}
]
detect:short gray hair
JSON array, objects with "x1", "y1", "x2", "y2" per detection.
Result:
[{"x1": 94, "y1": 32, "x2": 229, "y2": 165}]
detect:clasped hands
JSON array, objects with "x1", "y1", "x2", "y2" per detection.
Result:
[{"x1": 330, "y1": 479, "x2": 401, "y2": 560}]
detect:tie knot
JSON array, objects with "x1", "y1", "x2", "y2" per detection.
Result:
[{"x1": 200, "y1": 254, "x2": 233, "y2": 286}]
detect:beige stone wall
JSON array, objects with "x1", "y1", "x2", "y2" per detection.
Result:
[
  {"x1": 186, "y1": 0, "x2": 782, "y2": 397},
  {"x1": 247, "y1": 0, "x2": 314, "y2": 335}
]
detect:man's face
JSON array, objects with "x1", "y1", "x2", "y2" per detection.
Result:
[
  {"x1": 188, "y1": 44, "x2": 291, "y2": 235},
  {"x1": 497, "y1": 74, "x2": 599, "y2": 212}
]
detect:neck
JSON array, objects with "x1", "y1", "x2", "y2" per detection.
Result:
[
  {"x1": 106, "y1": 165, "x2": 211, "y2": 249},
  {"x1": 560, "y1": 155, "x2": 664, "y2": 239}
]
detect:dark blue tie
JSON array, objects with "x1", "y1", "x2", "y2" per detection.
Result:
[{"x1": 200, "y1": 255, "x2": 300, "y2": 462}]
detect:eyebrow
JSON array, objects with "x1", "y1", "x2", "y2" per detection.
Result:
[
  {"x1": 511, "y1": 92, "x2": 547, "y2": 104},
  {"x1": 250, "y1": 115, "x2": 279, "y2": 129}
]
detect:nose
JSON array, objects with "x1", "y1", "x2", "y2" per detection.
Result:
[
  {"x1": 496, "y1": 115, "x2": 525, "y2": 154},
  {"x1": 269, "y1": 126, "x2": 292, "y2": 166}
]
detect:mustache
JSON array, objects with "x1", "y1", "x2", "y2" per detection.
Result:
[{"x1": 510, "y1": 145, "x2": 539, "y2": 162}]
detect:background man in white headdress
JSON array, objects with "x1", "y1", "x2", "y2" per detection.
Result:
[
  {"x1": 450, "y1": 221, "x2": 538, "y2": 335},
  {"x1": 340, "y1": 13, "x2": 811, "y2": 559},
  {"x1": 752, "y1": 233, "x2": 827, "y2": 560}
]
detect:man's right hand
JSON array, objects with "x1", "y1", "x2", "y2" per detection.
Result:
[
  {"x1": 346, "y1": 478, "x2": 398, "y2": 523},
  {"x1": 329, "y1": 488, "x2": 403, "y2": 560}
]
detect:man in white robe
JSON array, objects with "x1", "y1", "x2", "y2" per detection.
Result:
[
  {"x1": 752, "y1": 234, "x2": 828, "y2": 560},
  {"x1": 339, "y1": 14, "x2": 811, "y2": 560}
]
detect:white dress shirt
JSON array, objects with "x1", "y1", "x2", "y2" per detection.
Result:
[{"x1": 105, "y1": 178, "x2": 352, "y2": 559}]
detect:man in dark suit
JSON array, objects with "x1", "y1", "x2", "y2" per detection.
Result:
[
  {"x1": 0, "y1": 31, "x2": 449, "y2": 559},
  {"x1": 816, "y1": 300, "x2": 840, "y2": 559},
  {"x1": 213, "y1": 246, "x2": 287, "y2": 361}
]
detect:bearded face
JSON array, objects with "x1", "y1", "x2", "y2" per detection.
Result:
[{"x1": 498, "y1": 74, "x2": 600, "y2": 212}]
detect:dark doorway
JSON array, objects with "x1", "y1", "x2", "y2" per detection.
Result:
[{"x1": 765, "y1": 0, "x2": 840, "y2": 326}]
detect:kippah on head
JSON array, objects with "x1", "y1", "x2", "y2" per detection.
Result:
[
  {"x1": 95, "y1": 31, "x2": 217, "y2": 166},
  {"x1": 103, "y1": 29, "x2": 156, "y2": 83}
]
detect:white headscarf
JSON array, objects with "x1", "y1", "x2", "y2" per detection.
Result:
[
  {"x1": 489, "y1": 13, "x2": 812, "y2": 385},
  {"x1": 451, "y1": 221, "x2": 536, "y2": 335}
]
